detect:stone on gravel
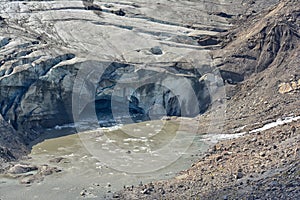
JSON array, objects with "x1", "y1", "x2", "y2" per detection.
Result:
[
  {"x1": 7, "y1": 164, "x2": 38, "y2": 174},
  {"x1": 150, "y1": 46, "x2": 163, "y2": 55}
]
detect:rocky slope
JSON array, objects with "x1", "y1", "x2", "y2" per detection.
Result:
[
  {"x1": 117, "y1": 121, "x2": 300, "y2": 200},
  {"x1": 216, "y1": 0, "x2": 300, "y2": 132},
  {"x1": 192, "y1": 0, "x2": 300, "y2": 135}
]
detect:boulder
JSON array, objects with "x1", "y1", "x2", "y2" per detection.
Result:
[{"x1": 7, "y1": 164, "x2": 38, "y2": 174}]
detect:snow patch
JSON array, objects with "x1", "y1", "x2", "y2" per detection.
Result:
[
  {"x1": 249, "y1": 116, "x2": 300, "y2": 134},
  {"x1": 202, "y1": 115, "x2": 300, "y2": 143}
]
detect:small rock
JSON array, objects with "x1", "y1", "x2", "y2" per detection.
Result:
[
  {"x1": 211, "y1": 145, "x2": 217, "y2": 152},
  {"x1": 259, "y1": 152, "x2": 266, "y2": 157},
  {"x1": 216, "y1": 155, "x2": 223, "y2": 161},
  {"x1": 49, "y1": 157, "x2": 65, "y2": 163},
  {"x1": 278, "y1": 82, "x2": 293, "y2": 94},
  {"x1": 141, "y1": 188, "x2": 151, "y2": 195},
  {"x1": 269, "y1": 181, "x2": 278, "y2": 187},
  {"x1": 139, "y1": 181, "x2": 143, "y2": 186},
  {"x1": 38, "y1": 165, "x2": 61, "y2": 176},
  {"x1": 223, "y1": 151, "x2": 233, "y2": 156},
  {"x1": 19, "y1": 176, "x2": 35, "y2": 184},
  {"x1": 150, "y1": 46, "x2": 163, "y2": 55},
  {"x1": 291, "y1": 81, "x2": 298, "y2": 90},
  {"x1": 149, "y1": 182, "x2": 154, "y2": 189},
  {"x1": 161, "y1": 116, "x2": 171, "y2": 121},
  {"x1": 113, "y1": 9, "x2": 126, "y2": 16},
  {"x1": 80, "y1": 189, "x2": 86, "y2": 196},
  {"x1": 158, "y1": 187, "x2": 165, "y2": 195},
  {"x1": 104, "y1": 4, "x2": 113, "y2": 8},
  {"x1": 8, "y1": 164, "x2": 38, "y2": 174},
  {"x1": 291, "y1": 126, "x2": 296, "y2": 133},
  {"x1": 236, "y1": 172, "x2": 244, "y2": 179}
]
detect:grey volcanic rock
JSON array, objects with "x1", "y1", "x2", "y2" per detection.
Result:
[{"x1": 150, "y1": 46, "x2": 163, "y2": 55}]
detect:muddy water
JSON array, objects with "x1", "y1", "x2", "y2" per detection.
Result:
[{"x1": 0, "y1": 120, "x2": 209, "y2": 199}]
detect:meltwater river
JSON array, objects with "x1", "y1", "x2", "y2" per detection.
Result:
[{"x1": 0, "y1": 119, "x2": 209, "y2": 199}]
